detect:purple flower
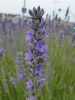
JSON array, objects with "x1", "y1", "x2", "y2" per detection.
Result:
[
  {"x1": 36, "y1": 40, "x2": 48, "y2": 52},
  {"x1": 26, "y1": 31, "x2": 33, "y2": 41},
  {"x1": 63, "y1": 27, "x2": 68, "y2": 37},
  {"x1": 38, "y1": 77, "x2": 45, "y2": 88},
  {"x1": 10, "y1": 77, "x2": 17, "y2": 87},
  {"x1": 58, "y1": 30, "x2": 64, "y2": 45},
  {"x1": 10, "y1": 77, "x2": 15, "y2": 81},
  {"x1": 35, "y1": 64, "x2": 44, "y2": 75},
  {"x1": 0, "y1": 48, "x2": 3, "y2": 57},
  {"x1": 15, "y1": 52, "x2": 26, "y2": 82},
  {"x1": 29, "y1": 6, "x2": 44, "y2": 19},
  {"x1": 17, "y1": 67, "x2": 26, "y2": 82},
  {"x1": 25, "y1": 6, "x2": 49, "y2": 97},
  {"x1": 58, "y1": 30, "x2": 64, "y2": 39},
  {"x1": 1, "y1": 18, "x2": 7, "y2": 35},
  {"x1": 11, "y1": 21, "x2": 16, "y2": 31},
  {"x1": 18, "y1": 72, "x2": 24, "y2": 81},
  {"x1": 26, "y1": 80, "x2": 34, "y2": 90},
  {"x1": 25, "y1": 51, "x2": 34, "y2": 61},
  {"x1": 39, "y1": 22, "x2": 45, "y2": 28},
  {"x1": 18, "y1": 73, "x2": 23, "y2": 79}
]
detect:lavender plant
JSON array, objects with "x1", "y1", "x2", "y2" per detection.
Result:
[
  {"x1": 10, "y1": 51, "x2": 26, "y2": 86},
  {"x1": 25, "y1": 6, "x2": 50, "y2": 99}
]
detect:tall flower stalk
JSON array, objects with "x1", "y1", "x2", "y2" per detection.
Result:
[
  {"x1": 25, "y1": 6, "x2": 49, "y2": 99},
  {"x1": 10, "y1": 6, "x2": 50, "y2": 100}
]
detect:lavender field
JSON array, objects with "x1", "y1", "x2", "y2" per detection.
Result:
[{"x1": 0, "y1": 6, "x2": 75, "y2": 100}]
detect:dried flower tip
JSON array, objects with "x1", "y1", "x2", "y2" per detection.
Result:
[{"x1": 29, "y1": 9, "x2": 34, "y2": 17}]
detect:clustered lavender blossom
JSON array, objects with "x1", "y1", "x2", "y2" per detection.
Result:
[
  {"x1": 10, "y1": 51, "x2": 26, "y2": 86},
  {"x1": 16, "y1": 52, "x2": 26, "y2": 82},
  {"x1": 25, "y1": 6, "x2": 49, "y2": 99}
]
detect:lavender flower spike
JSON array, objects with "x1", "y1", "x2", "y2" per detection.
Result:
[
  {"x1": 25, "y1": 6, "x2": 49, "y2": 99},
  {"x1": 65, "y1": 7, "x2": 69, "y2": 17}
]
